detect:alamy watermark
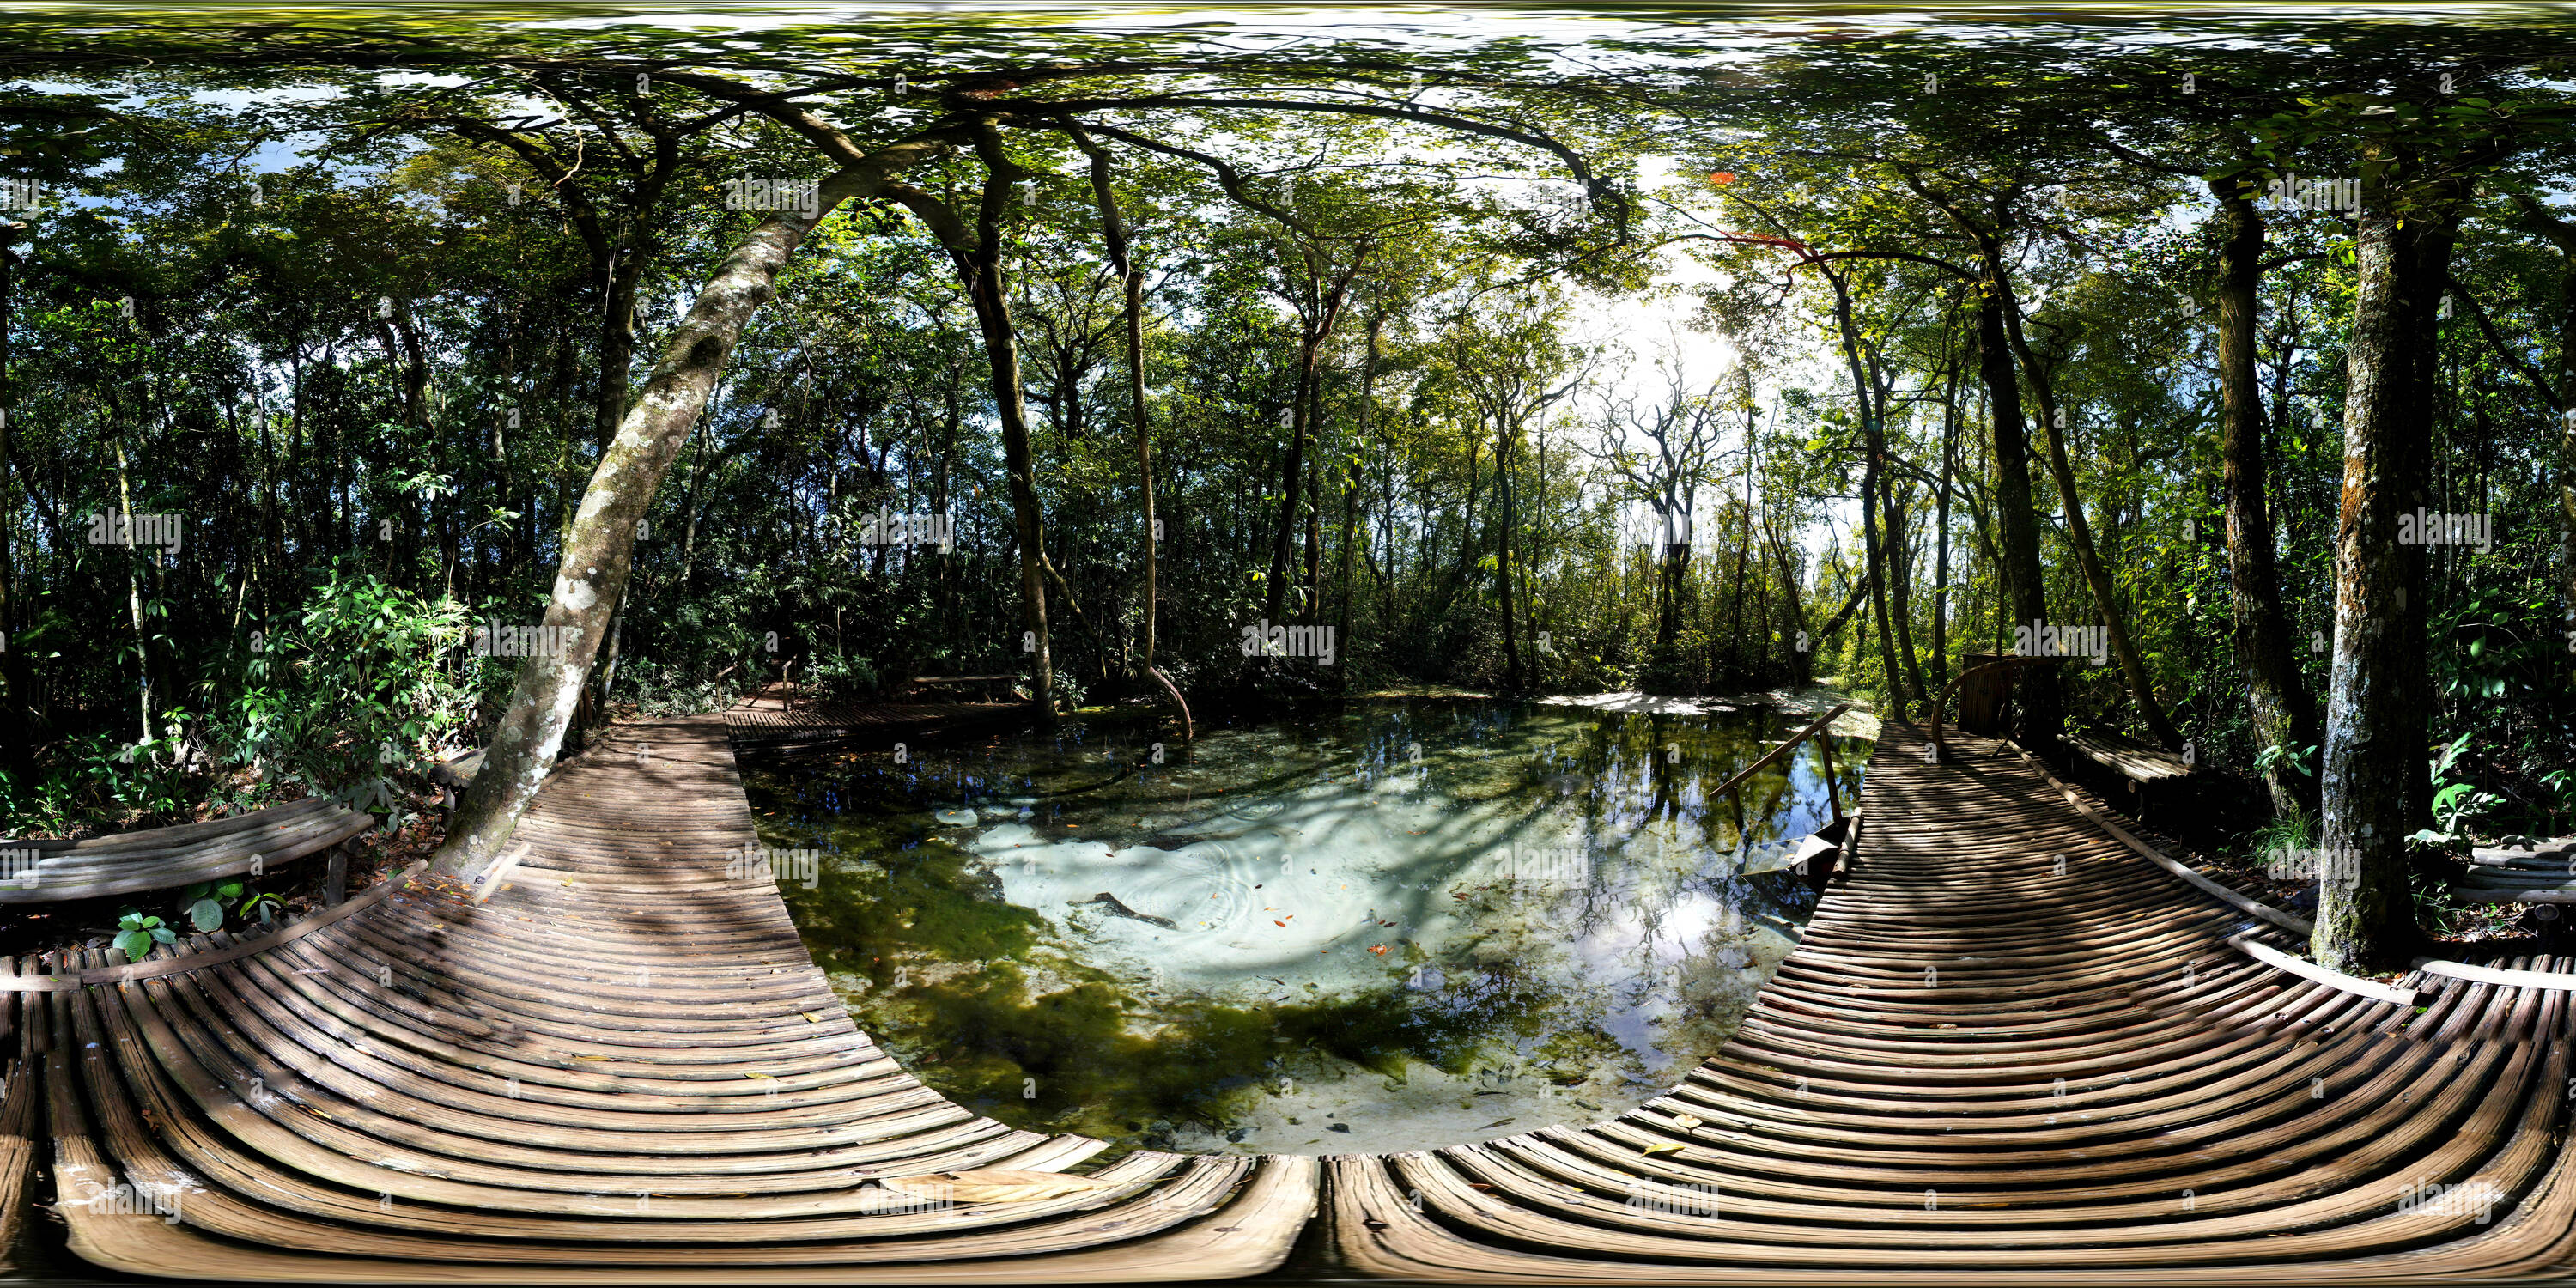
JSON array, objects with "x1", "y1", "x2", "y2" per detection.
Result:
[
  {"x1": 88, "y1": 511, "x2": 183, "y2": 554},
  {"x1": 2014, "y1": 620, "x2": 2108, "y2": 666},
  {"x1": 471, "y1": 621, "x2": 574, "y2": 658},
  {"x1": 725, "y1": 844, "x2": 819, "y2": 890},
  {"x1": 2396, "y1": 1180, "x2": 2503, "y2": 1224},
  {"x1": 2397, "y1": 508, "x2": 2492, "y2": 553},
  {"x1": 1239, "y1": 619, "x2": 1338, "y2": 665},
  {"x1": 723, "y1": 178, "x2": 820, "y2": 217},
  {"x1": 1495, "y1": 844, "x2": 1589, "y2": 890},
  {"x1": 1625, "y1": 1181, "x2": 1721, "y2": 1216},
  {"x1": 2261, "y1": 845, "x2": 2360, "y2": 890},
  {"x1": 854, "y1": 507, "x2": 954, "y2": 552},
  {"x1": 2266, "y1": 173, "x2": 2360, "y2": 216},
  {"x1": 1, "y1": 178, "x2": 45, "y2": 212},
  {"x1": 65, "y1": 1175, "x2": 182, "y2": 1224},
  {"x1": 0, "y1": 847, "x2": 39, "y2": 889}
]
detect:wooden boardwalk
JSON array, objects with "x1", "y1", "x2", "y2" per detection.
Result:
[
  {"x1": 21, "y1": 714, "x2": 2576, "y2": 1282},
  {"x1": 720, "y1": 690, "x2": 1025, "y2": 751},
  {"x1": 38, "y1": 715, "x2": 1313, "y2": 1282},
  {"x1": 1327, "y1": 725, "x2": 2576, "y2": 1284}
]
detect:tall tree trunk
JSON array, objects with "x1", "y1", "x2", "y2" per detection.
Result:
[
  {"x1": 112, "y1": 431, "x2": 153, "y2": 749},
  {"x1": 1932, "y1": 364, "x2": 1957, "y2": 690},
  {"x1": 1882, "y1": 471, "x2": 1929, "y2": 703},
  {"x1": 434, "y1": 144, "x2": 944, "y2": 884},
  {"x1": 1826, "y1": 267, "x2": 1910, "y2": 717},
  {"x1": 1072, "y1": 126, "x2": 1188, "y2": 738},
  {"x1": 2215, "y1": 191, "x2": 2322, "y2": 815},
  {"x1": 1498, "y1": 423, "x2": 1522, "y2": 691},
  {"x1": 2313, "y1": 198, "x2": 2455, "y2": 971},
  {"x1": 1339, "y1": 313, "x2": 1383, "y2": 694},
  {"x1": 0, "y1": 228, "x2": 26, "y2": 765},
  {"x1": 1972, "y1": 285, "x2": 2062, "y2": 747},
  {"x1": 948, "y1": 121, "x2": 1056, "y2": 719},
  {"x1": 2002, "y1": 292, "x2": 2182, "y2": 749}
]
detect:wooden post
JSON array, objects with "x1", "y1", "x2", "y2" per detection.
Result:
[
  {"x1": 325, "y1": 843, "x2": 349, "y2": 908},
  {"x1": 1818, "y1": 731, "x2": 1844, "y2": 824}
]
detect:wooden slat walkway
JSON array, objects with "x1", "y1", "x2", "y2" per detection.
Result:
[
  {"x1": 720, "y1": 693, "x2": 1025, "y2": 751},
  {"x1": 41, "y1": 715, "x2": 1313, "y2": 1282},
  {"x1": 1328, "y1": 723, "x2": 2576, "y2": 1285}
]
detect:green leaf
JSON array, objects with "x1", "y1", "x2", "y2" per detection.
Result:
[
  {"x1": 113, "y1": 929, "x2": 153, "y2": 963},
  {"x1": 188, "y1": 898, "x2": 223, "y2": 932}
]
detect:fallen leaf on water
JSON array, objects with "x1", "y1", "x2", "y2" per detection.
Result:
[
  {"x1": 1274, "y1": 920, "x2": 1286, "y2": 927},
  {"x1": 1370, "y1": 945, "x2": 1388, "y2": 954},
  {"x1": 881, "y1": 1170, "x2": 1120, "y2": 1204}
]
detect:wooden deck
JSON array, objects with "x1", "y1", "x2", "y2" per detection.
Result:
[
  {"x1": 1327, "y1": 724, "x2": 2576, "y2": 1285},
  {"x1": 35, "y1": 715, "x2": 1313, "y2": 1282},
  {"x1": 720, "y1": 689, "x2": 1028, "y2": 751},
  {"x1": 20, "y1": 714, "x2": 2576, "y2": 1281}
]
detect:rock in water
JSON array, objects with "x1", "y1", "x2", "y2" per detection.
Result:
[
  {"x1": 934, "y1": 808, "x2": 978, "y2": 826},
  {"x1": 1070, "y1": 891, "x2": 1177, "y2": 929}
]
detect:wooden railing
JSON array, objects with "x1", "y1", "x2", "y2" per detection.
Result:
[
  {"x1": 1707, "y1": 702, "x2": 1853, "y2": 823},
  {"x1": 1926, "y1": 655, "x2": 2062, "y2": 758}
]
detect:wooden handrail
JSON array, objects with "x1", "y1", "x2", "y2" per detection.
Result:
[
  {"x1": 1705, "y1": 702, "x2": 1852, "y2": 805},
  {"x1": 1927, "y1": 655, "x2": 2062, "y2": 755}
]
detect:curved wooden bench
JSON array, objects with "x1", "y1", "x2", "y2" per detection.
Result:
[
  {"x1": 1329, "y1": 723, "x2": 2576, "y2": 1284},
  {"x1": 0, "y1": 797, "x2": 374, "y2": 904},
  {"x1": 43, "y1": 715, "x2": 1315, "y2": 1282}
]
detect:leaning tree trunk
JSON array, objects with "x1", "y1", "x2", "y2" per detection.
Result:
[
  {"x1": 434, "y1": 146, "x2": 942, "y2": 885},
  {"x1": 2215, "y1": 191, "x2": 2323, "y2": 816},
  {"x1": 2013, "y1": 331, "x2": 2183, "y2": 750},
  {"x1": 2313, "y1": 200, "x2": 2454, "y2": 972}
]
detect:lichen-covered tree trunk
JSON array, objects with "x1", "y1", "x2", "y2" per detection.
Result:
[
  {"x1": 2314, "y1": 203, "x2": 2453, "y2": 971},
  {"x1": 2214, "y1": 192, "x2": 2322, "y2": 817},
  {"x1": 433, "y1": 151, "x2": 936, "y2": 884}
]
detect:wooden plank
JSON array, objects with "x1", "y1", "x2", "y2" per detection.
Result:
[
  {"x1": 2226, "y1": 933, "x2": 2422, "y2": 1007},
  {"x1": 39, "y1": 715, "x2": 1316, "y2": 1283}
]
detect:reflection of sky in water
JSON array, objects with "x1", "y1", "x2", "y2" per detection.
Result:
[{"x1": 750, "y1": 698, "x2": 1865, "y2": 1152}]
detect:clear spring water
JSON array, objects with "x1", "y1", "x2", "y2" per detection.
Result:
[{"x1": 741, "y1": 698, "x2": 1866, "y2": 1157}]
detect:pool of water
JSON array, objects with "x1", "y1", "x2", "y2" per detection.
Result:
[{"x1": 741, "y1": 697, "x2": 1867, "y2": 1157}]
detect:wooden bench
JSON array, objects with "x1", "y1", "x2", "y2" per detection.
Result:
[
  {"x1": 0, "y1": 797, "x2": 374, "y2": 905},
  {"x1": 2455, "y1": 837, "x2": 2576, "y2": 913},
  {"x1": 428, "y1": 747, "x2": 483, "y2": 812},
  {"x1": 2062, "y1": 729, "x2": 2190, "y2": 822}
]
